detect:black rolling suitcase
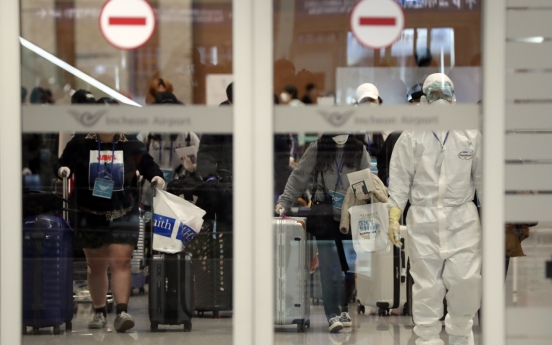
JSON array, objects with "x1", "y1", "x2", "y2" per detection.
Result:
[
  {"x1": 148, "y1": 184, "x2": 195, "y2": 332},
  {"x1": 187, "y1": 219, "x2": 233, "y2": 318}
]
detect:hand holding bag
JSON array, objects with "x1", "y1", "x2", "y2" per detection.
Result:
[{"x1": 306, "y1": 169, "x2": 335, "y2": 238}]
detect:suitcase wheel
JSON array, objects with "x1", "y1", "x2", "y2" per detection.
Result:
[
  {"x1": 150, "y1": 322, "x2": 159, "y2": 332},
  {"x1": 213, "y1": 310, "x2": 220, "y2": 319},
  {"x1": 297, "y1": 320, "x2": 305, "y2": 332},
  {"x1": 184, "y1": 321, "x2": 192, "y2": 332},
  {"x1": 305, "y1": 319, "x2": 310, "y2": 329},
  {"x1": 378, "y1": 308, "x2": 389, "y2": 316},
  {"x1": 66, "y1": 321, "x2": 72, "y2": 331},
  {"x1": 139, "y1": 287, "x2": 145, "y2": 295},
  {"x1": 358, "y1": 305, "x2": 365, "y2": 315},
  {"x1": 53, "y1": 325, "x2": 61, "y2": 335}
]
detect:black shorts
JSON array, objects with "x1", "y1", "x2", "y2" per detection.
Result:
[{"x1": 75, "y1": 212, "x2": 139, "y2": 249}]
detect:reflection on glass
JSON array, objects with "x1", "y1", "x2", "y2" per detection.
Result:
[
  {"x1": 273, "y1": 1, "x2": 483, "y2": 344},
  {"x1": 21, "y1": 0, "x2": 234, "y2": 341}
]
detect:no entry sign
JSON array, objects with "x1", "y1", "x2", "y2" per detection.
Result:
[
  {"x1": 99, "y1": 0, "x2": 156, "y2": 50},
  {"x1": 350, "y1": 0, "x2": 405, "y2": 49}
]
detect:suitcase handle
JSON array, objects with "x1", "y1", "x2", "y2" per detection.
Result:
[
  {"x1": 281, "y1": 215, "x2": 306, "y2": 230},
  {"x1": 61, "y1": 174, "x2": 69, "y2": 222}
]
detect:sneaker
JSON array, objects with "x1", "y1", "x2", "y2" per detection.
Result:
[
  {"x1": 88, "y1": 312, "x2": 107, "y2": 329},
  {"x1": 114, "y1": 312, "x2": 135, "y2": 333},
  {"x1": 328, "y1": 314, "x2": 344, "y2": 333},
  {"x1": 339, "y1": 312, "x2": 352, "y2": 327}
]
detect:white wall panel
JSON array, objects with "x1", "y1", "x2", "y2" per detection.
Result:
[
  {"x1": 505, "y1": 194, "x2": 552, "y2": 222},
  {"x1": 506, "y1": 104, "x2": 552, "y2": 130},
  {"x1": 506, "y1": 164, "x2": 552, "y2": 190},
  {"x1": 506, "y1": 134, "x2": 552, "y2": 160},
  {"x1": 507, "y1": 11, "x2": 552, "y2": 38},
  {"x1": 506, "y1": 73, "x2": 552, "y2": 100},
  {"x1": 508, "y1": 0, "x2": 552, "y2": 7},
  {"x1": 507, "y1": 42, "x2": 552, "y2": 69}
]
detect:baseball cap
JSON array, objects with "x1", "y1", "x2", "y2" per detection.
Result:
[
  {"x1": 408, "y1": 84, "x2": 424, "y2": 102},
  {"x1": 71, "y1": 89, "x2": 96, "y2": 104},
  {"x1": 356, "y1": 83, "x2": 380, "y2": 103}
]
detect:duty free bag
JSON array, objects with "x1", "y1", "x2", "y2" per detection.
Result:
[
  {"x1": 153, "y1": 188, "x2": 206, "y2": 254},
  {"x1": 349, "y1": 202, "x2": 389, "y2": 252}
]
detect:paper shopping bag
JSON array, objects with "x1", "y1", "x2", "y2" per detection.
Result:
[
  {"x1": 153, "y1": 189, "x2": 206, "y2": 253},
  {"x1": 349, "y1": 202, "x2": 389, "y2": 252}
]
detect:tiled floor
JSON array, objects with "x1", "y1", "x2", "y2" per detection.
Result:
[
  {"x1": 23, "y1": 300, "x2": 480, "y2": 345},
  {"x1": 21, "y1": 225, "x2": 551, "y2": 345}
]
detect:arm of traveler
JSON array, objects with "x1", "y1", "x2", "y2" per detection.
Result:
[
  {"x1": 387, "y1": 131, "x2": 415, "y2": 212},
  {"x1": 277, "y1": 142, "x2": 318, "y2": 211}
]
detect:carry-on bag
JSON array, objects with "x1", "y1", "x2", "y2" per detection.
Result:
[
  {"x1": 148, "y1": 183, "x2": 195, "y2": 332},
  {"x1": 274, "y1": 217, "x2": 311, "y2": 332},
  {"x1": 187, "y1": 219, "x2": 233, "y2": 318},
  {"x1": 356, "y1": 232, "x2": 407, "y2": 316},
  {"x1": 22, "y1": 175, "x2": 73, "y2": 335}
]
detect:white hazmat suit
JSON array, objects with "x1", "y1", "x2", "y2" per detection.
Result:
[{"x1": 388, "y1": 74, "x2": 482, "y2": 345}]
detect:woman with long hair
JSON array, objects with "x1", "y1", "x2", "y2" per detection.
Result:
[{"x1": 276, "y1": 133, "x2": 370, "y2": 333}]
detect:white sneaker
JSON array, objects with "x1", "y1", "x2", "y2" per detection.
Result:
[
  {"x1": 339, "y1": 312, "x2": 352, "y2": 327},
  {"x1": 114, "y1": 312, "x2": 135, "y2": 333},
  {"x1": 88, "y1": 312, "x2": 107, "y2": 329},
  {"x1": 328, "y1": 314, "x2": 344, "y2": 333}
]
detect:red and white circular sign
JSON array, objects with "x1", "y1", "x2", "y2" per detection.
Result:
[
  {"x1": 99, "y1": 0, "x2": 156, "y2": 50},
  {"x1": 350, "y1": 0, "x2": 405, "y2": 49}
]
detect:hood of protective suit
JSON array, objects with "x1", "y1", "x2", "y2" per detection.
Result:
[{"x1": 421, "y1": 73, "x2": 457, "y2": 105}]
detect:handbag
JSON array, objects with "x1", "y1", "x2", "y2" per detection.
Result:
[{"x1": 306, "y1": 168, "x2": 336, "y2": 238}]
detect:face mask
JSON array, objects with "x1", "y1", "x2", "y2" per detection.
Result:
[
  {"x1": 432, "y1": 99, "x2": 451, "y2": 106},
  {"x1": 332, "y1": 135, "x2": 349, "y2": 145},
  {"x1": 280, "y1": 93, "x2": 291, "y2": 103}
]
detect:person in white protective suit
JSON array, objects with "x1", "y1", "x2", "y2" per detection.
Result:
[{"x1": 387, "y1": 73, "x2": 482, "y2": 345}]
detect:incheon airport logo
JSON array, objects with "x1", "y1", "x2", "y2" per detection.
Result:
[
  {"x1": 318, "y1": 110, "x2": 355, "y2": 127},
  {"x1": 69, "y1": 110, "x2": 107, "y2": 127}
]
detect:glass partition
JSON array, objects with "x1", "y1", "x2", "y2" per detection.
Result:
[
  {"x1": 20, "y1": 0, "x2": 234, "y2": 342},
  {"x1": 272, "y1": 1, "x2": 484, "y2": 345}
]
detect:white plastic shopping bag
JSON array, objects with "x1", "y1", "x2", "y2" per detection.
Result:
[
  {"x1": 349, "y1": 203, "x2": 389, "y2": 252},
  {"x1": 153, "y1": 188, "x2": 206, "y2": 254}
]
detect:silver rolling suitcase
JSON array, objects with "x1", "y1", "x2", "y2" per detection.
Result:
[
  {"x1": 274, "y1": 217, "x2": 311, "y2": 332},
  {"x1": 356, "y1": 226, "x2": 407, "y2": 316}
]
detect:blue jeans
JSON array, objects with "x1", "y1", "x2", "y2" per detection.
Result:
[{"x1": 316, "y1": 238, "x2": 350, "y2": 320}]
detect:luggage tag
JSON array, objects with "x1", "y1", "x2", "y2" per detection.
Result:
[
  {"x1": 329, "y1": 190, "x2": 346, "y2": 210},
  {"x1": 93, "y1": 178, "x2": 114, "y2": 199}
]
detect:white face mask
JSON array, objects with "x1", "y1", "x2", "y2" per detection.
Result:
[
  {"x1": 280, "y1": 92, "x2": 291, "y2": 103},
  {"x1": 432, "y1": 99, "x2": 451, "y2": 106},
  {"x1": 332, "y1": 135, "x2": 349, "y2": 145}
]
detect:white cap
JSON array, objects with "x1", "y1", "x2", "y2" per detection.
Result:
[{"x1": 356, "y1": 83, "x2": 380, "y2": 103}]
